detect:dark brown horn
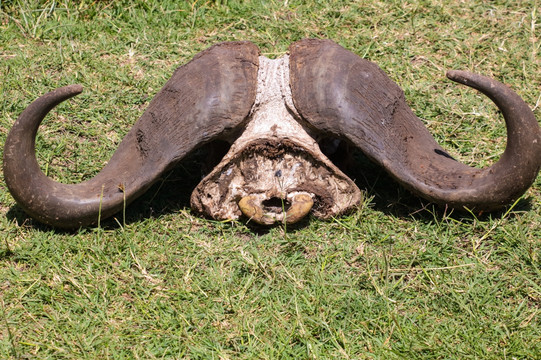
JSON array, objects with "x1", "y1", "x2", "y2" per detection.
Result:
[
  {"x1": 289, "y1": 39, "x2": 541, "y2": 211},
  {"x1": 3, "y1": 42, "x2": 259, "y2": 228}
]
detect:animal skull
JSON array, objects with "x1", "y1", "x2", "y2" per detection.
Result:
[
  {"x1": 4, "y1": 39, "x2": 541, "y2": 228},
  {"x1": 191, "y1": 55, "x2": 361, "y2": 225}
]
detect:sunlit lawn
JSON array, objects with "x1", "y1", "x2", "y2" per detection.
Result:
[{"x1": 1, "y1": 0, "x2": 540, "y2": 358}]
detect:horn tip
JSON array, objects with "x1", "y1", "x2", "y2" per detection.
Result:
[
  {"x1": 66, "y1": 84, "x2": 84, "y2": 94},
  {"x1": 446, "y1": 70, "x2": 469, "y2": 83}
]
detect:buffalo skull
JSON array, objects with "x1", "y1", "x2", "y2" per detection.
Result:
[{"x1": 4, "y1": 39, "x2": 541, "y2": 228}]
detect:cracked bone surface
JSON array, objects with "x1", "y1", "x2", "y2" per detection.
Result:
[{"x1": 190, "y1": 55, "x2": 362, "y2": 224}]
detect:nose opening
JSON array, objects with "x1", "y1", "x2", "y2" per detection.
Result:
[
  {"x1": 262, "y1": 197, "x2": 290, "y2": 213},
  {"x1": 238, "y1": 193, "x2": 314, "y2": 225}
]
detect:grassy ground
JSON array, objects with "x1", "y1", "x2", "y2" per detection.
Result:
[{"x1": 1, "y1": 0, "x2": 540, "y2": 358}]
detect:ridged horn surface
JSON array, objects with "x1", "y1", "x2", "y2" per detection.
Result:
[
  {"x1": 3, "y1": 41, "x2": 259, "y2": 228},
  {"x1": 289, "y1": 39, "x2": 541, "y2": 211}
]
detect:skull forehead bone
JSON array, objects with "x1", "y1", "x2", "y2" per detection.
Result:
[{"x1": 3, "y1": 39, "x2": 541, "y2": 228}]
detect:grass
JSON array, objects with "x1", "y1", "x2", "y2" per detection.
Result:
[{"x1": 1, "y1": 0, "x2": 540, "y2": 358}]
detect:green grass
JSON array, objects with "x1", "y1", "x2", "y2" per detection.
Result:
[{"x1": 1, "y1": 0, "x2": 540, "y2": 358}]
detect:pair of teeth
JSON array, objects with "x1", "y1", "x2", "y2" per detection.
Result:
[{"x1": 238, "y1": 193, "x2": 314, "y2": 225}]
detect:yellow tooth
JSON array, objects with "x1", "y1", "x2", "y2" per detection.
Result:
[
  {"x1": 285, "y1": 194, "x2": 313, "y2": 224},
  {"x1": 238, "y1": 196, "x2": 274, "y2": 225}
]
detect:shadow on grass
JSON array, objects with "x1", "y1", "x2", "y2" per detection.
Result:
[{"x1": 5, "y1": 146, "x2": 535, "y2": 233}]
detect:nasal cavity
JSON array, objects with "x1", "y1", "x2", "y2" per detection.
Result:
[{"x1": 262, "y1": 197, "x2": 290, "y2": 213}]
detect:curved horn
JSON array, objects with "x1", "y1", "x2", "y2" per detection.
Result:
[
  {"x1": 289, "y1": 39, "x2": 541, "y2": 211},
  {"x1": 3, "y1": 42, "x2": 259, "y2": 228}
]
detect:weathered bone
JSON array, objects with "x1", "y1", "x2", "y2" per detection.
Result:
[{"x1": 190, "y1": 56, "x2": 361, "y2": 224}]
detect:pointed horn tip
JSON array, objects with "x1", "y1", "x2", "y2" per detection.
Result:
[
  {"x1": 39, "y1": 84, "x2": 84, "y2": 101},
  {"x1": 445, "y1": 70, "x2": 474, "y2": 85},
  {"x1": 446, "y1": 70, "x2": 517, "y2": 94},
  {"x1": 62, "y1": 84, "x2": 84, "y2": 95}
]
